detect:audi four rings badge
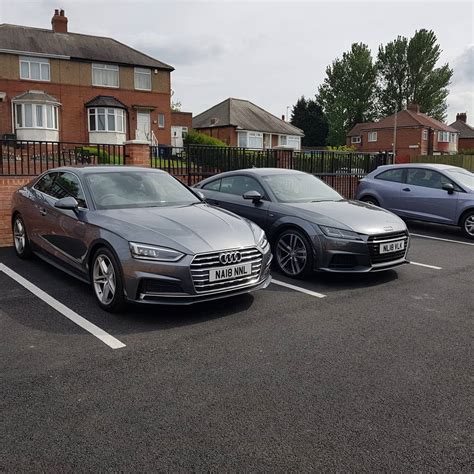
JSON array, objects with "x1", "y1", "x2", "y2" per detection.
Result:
[{"x1": 219, "y1": 251, "x2": 242, "y2": 264}]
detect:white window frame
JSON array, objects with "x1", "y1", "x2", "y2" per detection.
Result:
[
  {"x1": 134, "y1": 67, "x2": 152, "y2": 91},
  {"x1": 158, "y1": 113, "x2": 165, "y2": 129},
  {"x1": 422, "y1": 129, "x2": 428, "y2": 141},
  {"x1": 19, "y1": 56, "x2": 50, "y2": 82},
  {"x1": 438, "y1": 131, "x2": 450, "y2": 143},
  {"x1": 248, "y1": 132, "x2": 263, "y2": 149},
  {"x1": 279, "y1": 135, "x2": 287, "y2": 146},
  {"x1": 287, "y1": 136, "x2": 300, "y2": 149},
  {"x1": 92, "y1": 63, "x2": 119, "y2": 88},
  {"x1": 449, "y1": 133, "x2": 457, "y2": 143},
  {"x1": 14, "y1": 102, "x2": 59, "y2": 130},
  {"x1": 238, "y1": 132, "x2": 247, "y2": 148},
  {"x1": 351, "y1": 136, "x2": 361, "y2": 144},
  {"x1": 88, "y1": 108, "x2": 126, "y2": 133},
  {"x1": 368, "y1": 131, "x2": 377, "y2": 142}
]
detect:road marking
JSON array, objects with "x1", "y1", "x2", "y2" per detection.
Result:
[
  {"x1": 0, "y1": 263, "x2": 126, "y2": 350},
  {"x1": 409, "y1": 261, "x2": 442, "y2": 270},
  {"x1": 272, "y1": 279, "x2": 326, "y2": 298},
  {"x1": 411, "y1": 233, "x2": 474, "y2": 247}
]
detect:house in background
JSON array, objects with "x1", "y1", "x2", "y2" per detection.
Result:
[
  {"x1": 347, "y1": 104, "x2": 459, "y2": 161},
  {"x1": 449, "y1": 113, "x2": 474, "y2": 151},
  {"x1": 171, "y1": 110, "x2": 192, "y2": 148},
  {"x1": 0, "y1": 9, "x2": 174, "y2": 145},
  {"x1": 192, "y1": 98, "x2": 304, "y2": 150}
]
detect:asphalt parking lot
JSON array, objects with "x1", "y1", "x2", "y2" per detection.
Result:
[{"x1": 1, "y1": 221, "x2": 473, "y2": 471}]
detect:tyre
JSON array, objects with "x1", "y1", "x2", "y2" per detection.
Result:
[
  {"x1": 460, "y1": 211, "x2": 474, "y2": 239},
  {"x1": 275, "y1": 229, "x2": 314, "y2": 278},
  {"x1": 91, "y1": 247, "x2": 126, "y2": 312},
  {"x1": 360, "y1": 196, "x2": 379, "y2": 206},
  {"x1": 12, "y1": 214, "x2": 32, "y2": 259}
]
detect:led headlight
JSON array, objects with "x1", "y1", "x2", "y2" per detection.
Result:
[
  {"x1": 319, "y1": 225, "x2": 362, "y2": 241},
  {"x1": 129, "y1": 242, "x2": 184, "y2": 261}
]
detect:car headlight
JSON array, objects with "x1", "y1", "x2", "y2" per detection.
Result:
[
  {"x1": 257, "y1": 231, "x2": 270, "y2": 252},
  {"x1": 319, "y1": 225, "x2": 363, "y2": 241},
  {"x1": 129, "y1": 242, "x2": 184, "y2": 262}
]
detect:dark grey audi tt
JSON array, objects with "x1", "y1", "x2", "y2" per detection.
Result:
[
  {"x1": 195, "y1": 168, "x2": 410, "y2": 278},
  {"x1": 11, "y1": 167, "x2": 272, "y2": 312}
]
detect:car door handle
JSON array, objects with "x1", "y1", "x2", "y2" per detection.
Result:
[
  {"x1": 39, "y1": 208, "x2": 47, "y2": 216},
  {"x1": 402, "y1": 188, "x2": 411, "y2": 192}
]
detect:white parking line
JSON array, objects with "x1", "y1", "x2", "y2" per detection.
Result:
[
  {"x1": 272, "y1": 279, "x2": 326, "y2": 298},
  {"x1": 0, "y1": 263, "x2": 126, "y2": 350},
  {"x1": 411, "y1": 233, "x2": 474, "y2": 247},
  {"x1": 409, "y1": 261, "x2": 442, "y2": 270}
]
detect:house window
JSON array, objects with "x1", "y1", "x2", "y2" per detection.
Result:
[
  {"x1": 181, "y1": 127, "x2": 188, "y2": 138},
  {"x1": 88, "y1": 108, "x2": 125, "y2": 132},
  {"x1": 351, "y1": 136, "x2": 361, "y2": 144},
  {"x1": 92, "y1": 63, "x2": 119, "y2": 88},
  {"x1": 158, "y1": 113, "x2": 165, "y2": 128},
  {"x1": 422, "y1": 130, "x2": 428, "y2": 140},
  {"x1": 238, "y1": 132, "x2": 247, "y2": 148},
  {"x1": 248, "y1": 132, "x2": 263, "y2": 149},
  {"x1": 19, "y1": 56, "x2": 50, "y2": 81},
  {"x1": 368, "y1": 132, "x2": 377, "y2": 142},
  {"x1": 449, "y1": 133, "x2": 457, "y2": 143},
  {"x1": 134, "y1": 68, "x2": 151, "y2": 91},
  {"x1": 279, "y1": 135, "x2": 287, "y2": 146},
  {"x1": 287, "y1": 136, "x2": 300, "y2": 149},
  {"x1": 438, "y1": 131, "x2": 450, "y2": 142},
  {"x1": 15, "y1": 103, "x2": 58, "y2": 129}
]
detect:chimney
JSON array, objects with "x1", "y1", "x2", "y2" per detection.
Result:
[
  {"x1": 456, "y1": 112, "x2": 467, "y2": 123},
  {"x1": 407, "y1": 103, "x2": 420, "y2": 114},
  {"x1": 281, "y1": 115, "x2": 285, "y2": 121},
  {"x1": 51, "y1": 8, "x2": 68, "y2": 33}
]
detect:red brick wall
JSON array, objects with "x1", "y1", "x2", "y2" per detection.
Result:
[
  {"x1": 171, "y1": 111, "x2": 192, "y2": 129},
  {"x1": 0, "y1": 78, "x2": 172, "y2": 145},
  {"x1": 195, "y1": 126, "x2": 237, "y2": 146},
  {"x1": 458, "y1": 138, "x2": 474, "y2": 151}
]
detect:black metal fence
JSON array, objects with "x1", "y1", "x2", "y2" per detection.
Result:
[
  {"x1": 150, "y1": 145, "x2": 389, "y2": 199},
  {"x1": 1, "y1": 139, "x2": 125, "y2": 176}
]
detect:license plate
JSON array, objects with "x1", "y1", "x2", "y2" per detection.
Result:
[
  {"x1": 380, "y1": 240, "x2": 405, "y2": 254},
  {"x1": 209, "y1": 263, "x2": 252, "y2": 282}
]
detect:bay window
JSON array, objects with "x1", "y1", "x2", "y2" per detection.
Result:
[
  {"x1": 15, "y1": 103, "x2": 58, "y2": 130},
  {"x1": 438, "y1": 131, "x2": 450, "y2": 142},
  {"x1": 92, "y1": 63, "x2": 119, "y2": 88},
  {"x1": 88, "y1": 108, "x2": 125, "y2": 133},
  {"x1": 287, "y1": 136, "x2": 300, "y2": 149},
  {"x1": 19, "y1": 56, "x2": 50, "y2": 81},
  {"x1": 248, "y1": 132, "x2": 263, "y2": 149}
]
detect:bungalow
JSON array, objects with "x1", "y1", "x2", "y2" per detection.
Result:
[
  {"x1": 192, "y1": 98, "x2": 304, "y2": 150},
  {"x1": 449, "y1": 113, "x2": 474, "y2": 151}
]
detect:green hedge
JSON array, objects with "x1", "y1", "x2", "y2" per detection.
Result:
[{"x1": 183, "y1": 130, "x2": 228, "y2": 147}]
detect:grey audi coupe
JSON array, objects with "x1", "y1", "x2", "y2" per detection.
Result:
[
  {"x1": 12, "y1": 167, "x2": 272, "y2": 312},
  {"x1": 195, "y1": 168, "x2": 410, "y2": 278}
]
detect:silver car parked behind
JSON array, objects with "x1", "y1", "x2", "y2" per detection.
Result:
[
  {"x1": 12, "y1": 167, "x2": 272, "y2": 312},
  {"x1": 357, "y1": 164, "x2": 474, "y2": 238}
]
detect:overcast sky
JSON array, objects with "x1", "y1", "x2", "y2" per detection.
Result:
[{"x1": 1, "y1": 0, "x2": 473, "y2": 124}]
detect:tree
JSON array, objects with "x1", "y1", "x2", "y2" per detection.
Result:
[
  {"x1": 290, "y1": 96, "x2": 328, "y2": 146},
  {"x1": 171, "y1": 100, "x2": 182, "y2": 112},
  {"x1": 377, "y1": 29, "x2": 452, "y2": 121},
  {"x1": 317, "y1": 43, "x2": 377, "y2": 146}
]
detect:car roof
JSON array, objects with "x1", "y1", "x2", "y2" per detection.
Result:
[
  {"x1": 375, "y1": 163, "x2": 466, "y2": 172},
  {"x1": 203, "y1": 168, "x2": 304, "y2": 179},
  {"x1": 40, "y1": 166, "x2": 167, "y2": 175}
]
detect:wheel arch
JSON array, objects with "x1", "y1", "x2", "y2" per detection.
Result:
[{"x1": 458, "y1": 207, "x2": 474, "y2": 227}]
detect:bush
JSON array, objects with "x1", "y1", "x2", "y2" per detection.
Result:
[
  {"x1": 183, "y1": 130, "x2": 228, "y2": 147},
  {"x1": 326, "y1": 145, "x2": 357, "y2": 152}
]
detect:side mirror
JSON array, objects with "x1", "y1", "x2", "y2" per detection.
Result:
[
  {"x1": 442, "y1": 183, "x2": 454, "y2": 194},
  {"x1": 55, "y1": 196, "x2": 79, "y2": 210},
  {"x1": 243, "y1": 190, "x2": 263, "y2": 203}
]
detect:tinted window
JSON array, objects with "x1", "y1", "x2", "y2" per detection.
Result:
[
  {"x1": 49, "y1": 172, "x2": 87, "y2": 208},
  {"x1": 220, "y1": 176, "x2": 266, "y2": 197},
  {"x1": 407, "y1": 169, "x2": 454, "y2": 190},
  {"x1": 375, "y1": 169, "x2": 404, "y2": 183},
  {"x1": 34, "y1": 172, "x2": 56, "y2": 194},
  {"x1": 202, "y1": 179, "x2": 221, "y2": 191}
]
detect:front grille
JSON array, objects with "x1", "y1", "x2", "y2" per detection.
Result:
[
  {"x1": 367, "y1": 231, "x2": 409, "y2": 265},
  {"x1": 190, "y1": 247, "x2": 263, "y2": 294}
]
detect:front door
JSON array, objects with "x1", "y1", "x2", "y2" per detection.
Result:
[{"x1": 136, "y1": 111, "x2": 151, "y2": 142}]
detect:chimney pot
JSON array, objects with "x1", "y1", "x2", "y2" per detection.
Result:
[
  {"x1": 456, "y1": 112, "x2": 467, "y2": 123},
  {"x1": 281, "y1": 115, "x2": 285, "y2": 121},
  {"x1": 52, "y1": 8, "x2": 68, "y2": 33}
]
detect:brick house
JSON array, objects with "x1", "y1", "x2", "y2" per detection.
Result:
[
  {"x1": 171, "y1": 111, "x2": 192, "y2": 148},
  {"x1": 0, "y1": 9, "x2": 174, "y2": 145},
  {"x1": 193, "y1": 98, "x2": 304, "y2": 149},
  {"x1": 449, "y1": 113, "x2": 474, "y2": 151},
  {"x1": 347, "y1": 104, "x2": 459, "y2": 161}
]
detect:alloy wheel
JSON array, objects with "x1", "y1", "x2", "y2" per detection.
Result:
[
  {"x1": 276, "y1": 232, "x2": 308, "y2": 276},
  {"x1": 13, "y1": 218, "x2": 26, "y2": 254},
  {"x1": 93, "y1": 254, "x2": 116, "y2": 305},
  {"x1": 464, "y1": 215, "x2": 474, "y2": 237}
]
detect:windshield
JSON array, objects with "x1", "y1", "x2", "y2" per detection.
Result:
[
  {"x1": 262, "y1": 173, "x2": 342, "y2": 203},
  {"x1": 445, "y1": 170, "x2": 474, "y2": 190},
  {"x1": 86, "y1": 171, "x2": 200, "y2": 209}
]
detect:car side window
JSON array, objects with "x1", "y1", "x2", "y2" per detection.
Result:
[
  {"x1": 48, "y1": 172, "x2": 87, "y2": 208},
  {"x1": 407, "y1": 169, "x2": 455, "y2": 190},
  {"x1": 375, "y1": 169, "x2": 405, "y2": 183},
  {"x1": 220, "y1": 176, "x2": 266, "y2": 198},
  {"x1": 34, "y1": 172, "x2": 57, "y2": 194},
  {"x1": 202, "y1": 179, "x2": 221, "y2": 192}
]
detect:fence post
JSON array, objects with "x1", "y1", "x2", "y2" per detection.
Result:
[
  {"x1": 186, "y1": 144, "x2": 191, "y2": 186},
  {"x1": 124, "y1": 140, "x2": 151, "y2": 167}
]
